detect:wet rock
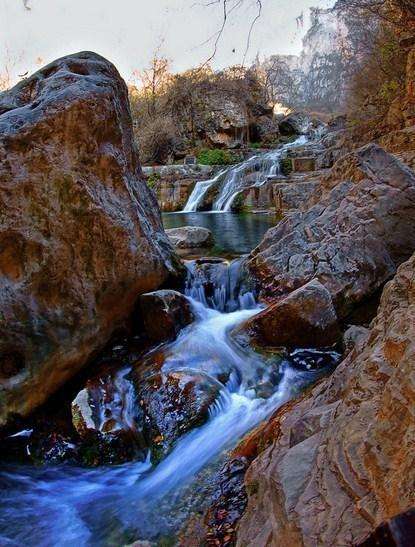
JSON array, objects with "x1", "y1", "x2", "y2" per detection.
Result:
[
  {"x1": 0, "y1": 52, "x2": 179, "y2": 427},
  {"x1": 134, "y1": 369, "x2": 222, "y2": 462},
  {"x1": 138, "y1": 290, "x2": 194, "y2": 344},
  {"x1": 203, "y1": 457, "x2": 250, "y2": 547},
  {"x1": 71, "y1": 370, "x2": 146, "y2": 465},
  {"x1": 166, "y1": 226, "x2": 213, "y2": 249},
  {"x1": 236, "y1": 252, "x2": 415, "y2": 546},
  {"x1": 234, "y1": 280, "x2": 340, "y2": 349},
  {"x1": 248, "y1": 145, "x2": 415, "y2": 318}
]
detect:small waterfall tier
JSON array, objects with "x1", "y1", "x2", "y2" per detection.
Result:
[
  {"x1": 183, "y1": 136, "x2": 307, "y2": 212},
  {"x1": 185, "y1": 257, "x2": 255, "y2": 312}
]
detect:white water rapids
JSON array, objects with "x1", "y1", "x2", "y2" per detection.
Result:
[
  {"x1": 0, "y1": 281, "x2": 338, "y2": 546},
  {"x1": 183, "y1": 136, "x2": 307, "y2": 212}
]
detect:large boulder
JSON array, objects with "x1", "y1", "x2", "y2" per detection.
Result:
[
  {"x1": 166, "y1": 226, "x2": 213, "y2": 249},
  {"x1": 236, "y1": 252, "x2": 415, "y2": 546},
  {"x1": 248, "y1": 144, "x2": 415, "y2": 317},
  {"x1": 234, "y1": 280, "x2": 340, "y2": 349},
  {"x1": 138, "y1": 290, "x2": 194, "y2": 344},
  {"x1": 0, "y1": 52, "x2": 179, "y2": 426}
]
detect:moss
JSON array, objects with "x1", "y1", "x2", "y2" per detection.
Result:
[
  {"x1": 157, "y1": 535, "x2": 177, "y2": 547},
  {"x1": 230, "y1": 192, "x2": 246, "y2": 213},
  {"x1": 147, "y1": 172, "x2": 161, "y2": 189},
  {"x1": 280, "y1": 157, "x2": 293, "y2": 176},
  {"x1": 197, "y1": 148, "x2": 237, "y2": 166}
]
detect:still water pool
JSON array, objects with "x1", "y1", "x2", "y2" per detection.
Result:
[{"x1": 162, "y1": 212, "x2": 276, "y2": 256}]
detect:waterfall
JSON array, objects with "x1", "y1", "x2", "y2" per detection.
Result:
[
  {"x1": 183, "y1": 136, "x2": 307, "y2": 212},
  {"x1": 185, "y1": 256, "x2": 256, "y2": 313}
]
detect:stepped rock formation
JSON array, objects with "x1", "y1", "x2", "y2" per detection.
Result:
[
  {"x1": 248, "y1": 144, "x2": 415, "y2": 316},
  {"x1": 0, "y1": 52, "x2": 178, "y2": 426},
  {"x1": 236, "y1": 251, "x2": 415, "y2": 546}
]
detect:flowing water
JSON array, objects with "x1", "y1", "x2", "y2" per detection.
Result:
[
  {"x1": 0, "y1": 267, "x2": 340, "y2": 546},
  {"x1": 183, "y1": 136, "x2": 307, "y2": 212}
]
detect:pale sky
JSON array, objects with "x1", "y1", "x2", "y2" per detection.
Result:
[{"x1": 0, "y1": 0, "x2": 334, "y2": 85}]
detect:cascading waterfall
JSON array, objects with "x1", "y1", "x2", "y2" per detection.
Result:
[
  {"x1": 0, "y1": 269, "x2": 339, "y2": 546},
  {"x1": 183, "y1": 136, "x2": 307, "y2": 212}
]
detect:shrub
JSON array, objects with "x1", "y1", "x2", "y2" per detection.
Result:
[
  {"x1": 280, "y1": 157, "x2": 293, "y2": 176},
  {"x1": 146, "y1": 172, "x2": 160, "y2": 189},
  {"x1": 250, "y1": 142, "x2": 262, "y2": 149},
  {"x1": 197, "y1": 148, "x2": 237, "y2": 166}
]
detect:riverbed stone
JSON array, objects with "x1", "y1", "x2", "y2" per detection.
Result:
[
  {"x1": 233, "y1": 279, "x2": 340, "y2": 349},
  {"x1": 0, "y1": 53, "x2": 180, "y2": 427},
  {"x1": 166, "y1": 226, "x2": 214, "y2": 249},
  {"x1": 138, "y1": 290, "x2": 194, "y2": 344}
]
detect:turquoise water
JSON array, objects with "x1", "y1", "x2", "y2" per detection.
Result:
[{"x1": 162, "y1": 212, "x2": 276, "y2": 256}]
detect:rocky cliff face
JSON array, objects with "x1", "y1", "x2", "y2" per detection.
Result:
[
  {"x1": 236, "y1": 251, "x2": 415, "y2": 546},
  {"x1": 0, "y1": 52, "x2": 178, "y2": 426},
  {"x1": 247, "y1": 144, "x2": 415, "y2": 317}
]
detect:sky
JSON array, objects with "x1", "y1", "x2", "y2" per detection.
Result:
[{"x1": 0, "y1": 0, "x2": 334, "y2": 86}]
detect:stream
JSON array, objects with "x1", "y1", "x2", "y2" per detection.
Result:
[{"x1": 0, "y1": 269, "x2": 339, "y2": 546}]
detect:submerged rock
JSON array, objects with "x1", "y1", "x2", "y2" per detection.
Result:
[
  {"x1": 0, "y1": 52, "x2": 179, "y2": 426},
  {"x1": 234, "y1": 280, "x2": 340, "y2": 349},
  {"x1": 236, "y1": 252, "x2": 415, "y2": 546},
  {"x1": 138, "y1": 290, "x2": 194, "y2": 344},
  {"x1": 248, "y1": 145, "x2": 415, "y2": 317},
  {"x1": 166, "y1": 226, "x2": 214, "y2": 249}
]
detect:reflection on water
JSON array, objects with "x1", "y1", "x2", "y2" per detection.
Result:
[{"x1": 162, "y1": 212, "x2": 276, "y2": 256}]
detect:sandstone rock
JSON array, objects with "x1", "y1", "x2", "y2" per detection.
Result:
[
  {"x1": 248, "y1": 144, "x2": 415, "y2": 317},
  {"x1": 343, "y1": 324, "x2": 370, "y2": 356},
  {"x1": 0, "y1": 52, "x2": 178, "y2": 426},
  {"x1": 236, "y1": 252, "x2": 415, "y2": 546},
  {"x1": 234, "y1": 280, "x2": 340, "y2": 349},
  {"x1": 138, "y1": 290, "x2": 194, "y2": 344},
  {"x1": 166, "y1": 226, "x2": 214, "y2": 249},
  {"x1": 291, "y1": 157, "x2": 316, "y2": 172}
]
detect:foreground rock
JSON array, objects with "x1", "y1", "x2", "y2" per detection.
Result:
[
  {"x1": 236, "y1": 252, "x2": 415, "y2": 546},
  {"x1": 166, "y1": 226, "x2": 213, "y2": 249},
  {"x1": 234, "y1": 280, "x2": 340, "y2": 349},
  {"x1": 138, "y1": 290, "x2": 194, "y2": 344},
  {"x1": 248, "y1": 145, "x2": 415, "y2": 317},
  {"x1": 0, "y1": 52, "x2": 178, "y2": 426}
]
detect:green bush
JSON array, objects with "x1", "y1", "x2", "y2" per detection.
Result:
[
  {"x1": 280, "y1": 157, "x2": 293, "y2": 176},
  {"x1": 147, "y1": 172, "x2": 160, "y2": 189},
  {"x1": 250, "y1": 142, "x2": 262, "y2": 149},
  {"x1": 197, "y1": 148, "x2": 237, "y2": 165}
]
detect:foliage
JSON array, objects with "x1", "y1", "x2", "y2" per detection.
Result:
[
  {"x1": 197, "y1": 148, "x2": 237, "y2": 165},
  {"x1": 280, "y1": 158, "x2": 293, "y2": 176},
  {"x1": 230, "y1": 192, "x2": 246, "y2": 213},
  {"x1": 146, "y1": 172, "x2": 160, "y2": 189},
  {"x1": 129, "y1": 55, "x2": 269, "y2": 165},
  {"x1": 250, "y1": 142, "x2": 262, "y2": 149}
]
